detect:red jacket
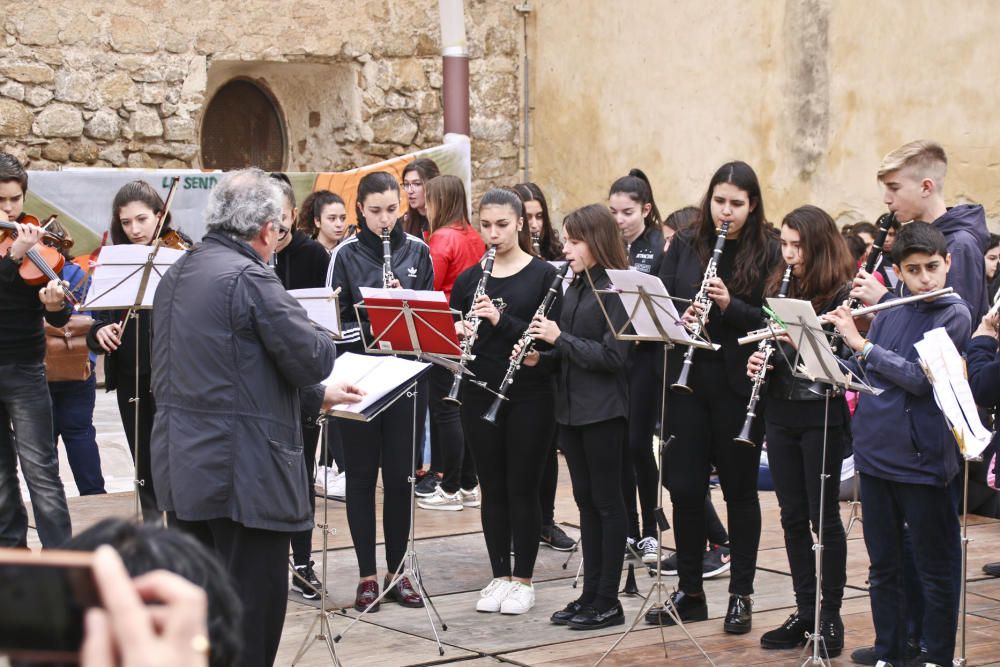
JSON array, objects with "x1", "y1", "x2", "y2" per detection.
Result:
[{"x1": 428, "y1": 223, "x2": 486, "y2": 299}]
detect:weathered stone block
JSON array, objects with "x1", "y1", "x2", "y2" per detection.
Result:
[
  {"x1": 19, "y1": 10, "x2": 60, "y2": 46},
  {"x1": 85, "y1": 109, "x2": 120, "y2": 141},
  {"x1": 130, "y1": 106, "x2": 163, "y2": 138},
  {"x1": 0, "y1": 81, "x2": 25, "y2": 101},
  {"x1": 33, "y1": 103, "x2": 84, "y2": 137},
  {"x1": 24, "y1": 86, "x2": 53, "y2": 107},
  {"x1": 55, "y1": 70, "x2": 94, "y2": 104},
  {"x1": 0, "y1": 99, "x2": 33, "y2": 137},
  {"x1": 139, "y1": 82, "x2": 166, "y2": 104},
  {"x1": 0, "y1": 61, "x2": 55, "y2": 84},
  {"x1": 110, "y1": 15, "x2": 158, "y2": 54},
  {"x1": 126, "y1": 151, "x2": 157, "y2": 168},
  {"x1": 59, "y1": 15, "x2": 100, "y2": 48},
  {"x1": 98, "y1": 71, "x2": 139, "y2": 109},
  {"x1": 371, "y1": 111, "x2": 417, "y2": 145},
  {"x1": 98, "y1": 145, "x2": 126, "y2": 166},
  {"x1": 163, "y1": 116, "x2": 195, "y2": 141},
  {"x1": 395, "y1": 59, "x2": 427, "y2": 91},
  {"x1": 41, "y1": 139, "x2": 70, "y2": 162},
  {"x1": 70, "y1": 140, "x2": 100, "y2": 163}
]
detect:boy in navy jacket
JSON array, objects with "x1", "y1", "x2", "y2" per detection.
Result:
[
  {"x1": 825, "y1": 222, "x2": 969, "y2": 667},
  {"x1": 966, "y1": 308, "x2": 1000, "y2": 578}
]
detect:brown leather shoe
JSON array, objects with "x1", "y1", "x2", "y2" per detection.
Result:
[
  {"x1": 354, "y1": 580, "x2": 380, "y2": 613},
  {"x1": 383, "y1": 574, "x2": 424, "y2": 608}
]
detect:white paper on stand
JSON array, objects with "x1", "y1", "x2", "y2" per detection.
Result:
[
  {"x1": 914, "y1": 327, "x2": 992, "y2": 459},
  {"x1": 83, "y1": 244, "x2": 185, "y2": 310},
  {"x1": 288, "y1": 287, "x2": 340, "y2": 335},
  {"x1": 322, "y1": 352, "x2": 430, "y2": 420},
  {"x1": 605, "y1": 269, "x2": 708, "y2": 345},
  {"x1": 359, "y1": 286, "x2": 447, "y2": 303}
]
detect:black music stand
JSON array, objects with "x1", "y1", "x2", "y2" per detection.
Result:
[
  {"x1": 83, "y1": 243, "x2": 185, "y2": 522},
  {"x1": 589, "y1": 269, "x2": 719, "y2": 667}
]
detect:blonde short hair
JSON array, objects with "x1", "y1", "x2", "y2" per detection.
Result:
[{"x1": 877, "y1": 140, "x2": 947, "y2": 189}]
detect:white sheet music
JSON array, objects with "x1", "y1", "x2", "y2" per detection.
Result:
[
  {"x1": 323, "y1": 352, "x2": 429, "y2": 416},
  {"x1": 82, "y1": 244, "x2": 185, "y2": 310},
  {"x1": 605, "y1": 269, "x2": 703, "y2": 344},
  {"x1": 914, "y1": 327, "x2": 992, "y2": 459},
  {"x1": 359, "y1": 286, "x2": 447, "y2": 302},
  {"x1": 288, "y1": 287, "x2": 341, "y2": 335}
]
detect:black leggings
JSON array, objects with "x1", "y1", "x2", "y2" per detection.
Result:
[
  {"x1": 339, "y1": 384, "x2": 427, "y2": 577},
  {"x1": 665, "y1": 359, "x2": 762, "y2": 596},
  {"x1": 461, "y1": 389, "x2": 554, "y2": 579},
  {"x1": 116, "y1": 373, "x2": 159, "y2": 522},
  {"x1": 766, "y1": 420, "x2": 847, "y2": 613},
  {"x1": 539, "y1": 432, "x2": 559, "y2": 527},
  {"x1": 429, "y1": 365, "x2": 477, "y2": 493},
  {"x1": 622, "y1": 344, "x2": 661, "y2": 539},
  {"x1": 561, "y1": 417, "x2": 627, "y2": 602}
]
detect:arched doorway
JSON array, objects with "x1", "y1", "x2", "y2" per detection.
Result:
[{"x1": 200, "y1": 79, "x2": 286, "y2": 171}]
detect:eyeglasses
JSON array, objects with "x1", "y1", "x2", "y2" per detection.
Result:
[
  {"x1": 273, "y1": 222, "x2": 290, "y2": 239},
  {"x1": 401, "y1": 181, "x2": 422, "y2": 191}
]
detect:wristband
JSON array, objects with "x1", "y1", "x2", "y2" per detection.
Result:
[{"x1": 861, "y1": 340, "x2": 874, "y2": 360}]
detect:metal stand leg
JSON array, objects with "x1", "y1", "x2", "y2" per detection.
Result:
[
  {"x1": 954, "y1": 458, "x2": 972, "y2": 667},
  {"x1": 800, "y1": 390, "x2": 833, "y2": 667},
  {"x1": 845, "y1": 471, "x2": 862, "y2": 537},
  {"x1": 334, "y1": 384, "x2": 448, "y2": 655},
  {"x1": 291, "y1": 416, "x2": 342, "y2": 666},
  {"x1": 595, "y1": 347, "x2": 717, "y2": 667},
  {"x1": 128, "y1": 312, "x2": 145, "y2": 522}
]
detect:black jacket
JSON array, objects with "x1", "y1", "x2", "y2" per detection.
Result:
[
  {"x1": 275, "y1": 230, "x2": 330, "y2": 290},
  {"x1": 658, "y1": 229, "x2": 781, "y2": 398},
  {"x1": 628, "y1": 226, "x2": 664, "y2": 276},
  {"x1": 150, "y1": 232, "x2": 336, "y2": 531},
  {"x1": 541, "y1": 266, "x2": 630, "y2": 426},
  {"x1": 0, "y1": 254, "x2": 72, "y2": 365},
  {"x1": 325, "y1": 223, "x2": 434, "y2": 352}
]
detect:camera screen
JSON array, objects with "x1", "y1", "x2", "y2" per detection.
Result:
[{"x1": 0, "y1": 562, "x2": 99, "y2": 655}]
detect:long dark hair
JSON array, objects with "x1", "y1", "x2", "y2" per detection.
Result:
[
  {"x1": 563, "y1": 204, "x2": 629, "y2": 271},
  {"x1": 608, "y1": 168, "x2": 662, "y2": 232},
  {"x1": 400, "y1": 158, "x2": 440, "y2": 237},
  {"x1": 768, "y1": 205, "x2": 854, "y2": 312},
  {"x1": 478, "y1": 188, "x2": 533, "y2": 254},
  {"x1": 356, "y1": 171, "x2": 400, "y2": 231},
  {"x1": 426, "y1": 175, "x2": 470, "y2": 235},
  {"x1": 110, "y1": 180, "x2": 174, "y2": 245},
  {"x1": 512, "y1": 182, "x2": 563, "y2": 260},
  {"x1": 693, "y1": 161, "x2": 770, "y2": 296}
]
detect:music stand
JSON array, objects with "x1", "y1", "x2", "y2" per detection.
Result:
[
  {"x1": 289, "y1": 287, "x2": 343, "y2": 340},
  {"x1": 913, "y1": 327, "x2": 993, "y2": 667},
  {"x1": 765, "y1": 298, "x2": 881, "y2": 667},
  {"x1": 83, "y1": 244, "x2": 185, "y2": 521},
  {"x1": 333, "y1": 296, "x2": 458, "y2": 655},
  {"x1": 588, "y1": 269, "x2": 719, "y2": 667}
]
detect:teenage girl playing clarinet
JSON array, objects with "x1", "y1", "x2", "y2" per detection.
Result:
[
  {"x1": 650, "y1": 162, "x2": 780, "y2": 632},
  {"x1": 520, "y1": 204, "x2": 631, "y2": 630},
  {"x1": 747, "y1": 205, "x2": 853, "y2": 656}
]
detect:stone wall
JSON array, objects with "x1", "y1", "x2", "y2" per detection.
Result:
[
  {"x1": 527, "y1": 0, "x2": 1000, "y2": 229},
  {"x1": 0, "y1": 0, "x2": 522, "y2": 196}
]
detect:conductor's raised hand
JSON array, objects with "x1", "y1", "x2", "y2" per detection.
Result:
[
  {"x1": 95, "y1": 322, "x2": 123, "y2": 353},
  {"x1": 526, "y1": 313, "x2": 560, "y2": 344},
  {"x1": 322, "y1": 382, "x2": 366, "y2": 410},
  {"x1": 850, "y1": 268, "x2": 888, "y2": 307}
]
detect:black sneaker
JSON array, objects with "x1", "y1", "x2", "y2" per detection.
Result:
[
  {"x1": 644, "y1": 589, "x2": 707, "y2": 625},
  {"x1": 292, "y1": 561, "x2": 322, "y2": 600},
  {"x1": 653, "y1": 551, "x2": 678, "y2": 575},
  {"x1": 703, "y1": 543, "x2": 731, "y2": 578},
  {"x1": 819, "y1": 612, "x2": 843, "y2": 657},
  {"x1": 983, "y1": 561, "x2": 1000, "y2": 577},
  {"x1": 850, "y1": 641, "x2": 920, "y2": 666},
  {"x1": 760, "y1": 611, "x2": 810, "y2": 650},
  {"x1": 540, "y1": 524, "x2": 577, "y2": 551},
  {"x1": 414, "y1": 471, "x2": 441, "y2": 497},
  {"x1": 567, "y1": 602, "x2": 625, "y2": 630}
]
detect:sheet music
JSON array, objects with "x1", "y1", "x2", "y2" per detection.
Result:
[
  {"x1": 605, "y1": 269, "x2": 703, "y2": 344},
  {"x1": 83, "y1": 244, "x2": 185, "y2": 310},
  {"x1": 914, "y1": 327, "x2": 992, "y2": 459},
  {"x1": 359, "y1": 286, "x2": 447, "y2": 302},
  {"x1": 288, "y1": 287, "x2": 340, "y2": 335},
  {"x1": 323, "y1": 352, "x2": 429, "y2": 416}
]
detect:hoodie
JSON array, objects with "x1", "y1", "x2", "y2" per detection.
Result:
[
  {"x1": 843, "y1": 294, "x2": 971, "y2": 487},
  {"x1": 934, "y1": 204, "x2": 989, "y2": 321},
  {"x1": 275, "y1": 230, "x2": 331, "y2": 290}
]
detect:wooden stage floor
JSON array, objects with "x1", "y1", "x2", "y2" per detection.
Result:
[{"x1": 29, "y1": 455, "x2": 1000, "y2": 667}]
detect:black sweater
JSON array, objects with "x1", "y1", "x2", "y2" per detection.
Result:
[
  {"x1": 450, "y1": 257, "x2": 560, "y2": 400},
  {"x1": 87, "y1": 309, "x2": 151, "y2": 391},
  {"x1": 0, "y1": 255, "x2": 72, "y2": 364},
  {"x1": 275, "y1": 230, "x2": 330, "y2": 290}
]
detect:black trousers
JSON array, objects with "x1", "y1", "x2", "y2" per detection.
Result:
[
  {"x1": 339, "y1": 384, "x2": 426, "y2": 577},
  {"x1": 766, "y1": 420, "x2": 847, "y2": 613},
  {"x1": 665, "y1": 359, "x2": 762, "y2": 596},
  {"x1": 461, "y1": 389, "x2": 554, "y2": 578},
  {"x1": 622, "y1": 344, "x2": 661, "y2": 539},
  {"x1": 429, "y1": 365, "x2": 476, "y2": 493},
  {"x1": 539, "y1": 431, "x2": 559, "y2": 527},
  {"x1": 116, "y1": 373, "x2": 159, "y2": 522},
  {"x1": 560, "y1": 417, "x2": 627, "y2": 602},
  {"x1": 175, "y1": 517, "x2": 290, "y2": 667}
]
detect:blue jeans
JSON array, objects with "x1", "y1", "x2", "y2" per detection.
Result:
[
  {"x1": 0, "y1": 362, "x2": 72, "y2": 547},
  {"x1": 50, "y1": 373, "x2": 106, "y2": 496},
  {"x1": 860, "y1": 473, "x2": 958, "y2": 665}
]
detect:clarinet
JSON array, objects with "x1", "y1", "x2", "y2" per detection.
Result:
[
  {"x1": 531, "y1": 232, "x2": 541, "y2": 256},
  {"x1": 671, "y1": 220, "x2": 731, "y2": 394},
  {"x1": 482, "y1": 263, "x2": 569, "y2": 424},
  {"x1": 381, "y1": 226, "x2": 395, "y2": 288},
  {"x1": 734, "y1": 264, "x2": 793, "y2": 446},
  {"x1": 444, "y1": 246, "x2": 497, "y2": 405},
  {"x1": 847, "y1": 212, "x2": 895, "y2": 309}
]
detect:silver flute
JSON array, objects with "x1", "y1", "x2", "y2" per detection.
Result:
[
  {"x1": 444, "y1": 246, "x2": 497, "y2": 405},
  {"x1": 381, "y1": 226, "x2": 395, "y2": 288},
  {"x1": 671, "y1": 220, "x2": 731, "y2": 394},
  {"x1": 734, "y1": 264, "x2": 792, "y2": 446},
  {"x1": 737, "y1": 287, "x2": 956, "y2": 345}
]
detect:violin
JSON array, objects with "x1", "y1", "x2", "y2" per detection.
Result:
[
  {"x1": 0, "y1": 214, "x2": 78, "y2": 306},
  {"x1": 160, "y1": 228, "x2": 190, "y2": 250}
]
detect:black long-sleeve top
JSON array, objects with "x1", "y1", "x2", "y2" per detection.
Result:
[
  {"x1": 540, "y1": 266, "x2": 630, "y2": 426},
  {"x1": 450, "y1": 256, "x2": 560, "y2": 400},
  {"x1": 86, "y1": 309, "x2": 151, "y2": 391},
  {"x1": 0, "y1": 254, "x2": 72, "y2": 364}
]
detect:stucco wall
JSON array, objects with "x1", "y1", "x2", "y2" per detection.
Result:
[{"x1": 528, "y1": 0, "x2": 1000, "y2": 229}]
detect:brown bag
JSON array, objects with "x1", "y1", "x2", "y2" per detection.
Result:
[{"x1": 44, "y1": 315, "x2": 95, "y2": 382}]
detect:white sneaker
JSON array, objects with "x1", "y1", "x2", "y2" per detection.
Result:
[
  {"x1": 475, "y1": 578, "x2": 513, "y2": 612},
  {"x1": 460, "y1": 486, "x2": 481, "y2": 508},
  {"x1": 417, "y1": 486, "x2": 463, "y2": 511},
  {"x1": 500, "y1": 581, "x2": 535, "y2": 614},
  {"x1": 314, "y1": 465, "x2": 336, "y2": 496},
  {"x1": 637, "y1": 536, "x2": 660, "y2": 564},
  {"x1": 322, "y1": 471, "x2": 346, "y2": 500}
]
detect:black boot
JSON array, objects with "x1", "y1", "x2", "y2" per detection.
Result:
[
  {"x1": 760, "y1": 611, "x2": 810, "y2": 649},
  {"x1": 566, "y1": 602, "x2": 625, "y2": 630},
  {"x1": 819, "y1": 611, "x2": 844, "y2": 657},
  {"x1": 644, "y1": 589, "x2": 707, "y2": 626},
  {"x1": 723, "y1": 594, "x2": 752, "y2": 634}
]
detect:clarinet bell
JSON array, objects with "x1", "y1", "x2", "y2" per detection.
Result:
[
  {"x1": 481, "y1": 395, "x2": 504, "y2": 424},
  {"x1": 733, "y1": 414, "x2": 757, "y2": 447},
  {"x1": 443, "y1": 372, "x2": 463, "y2": 406}
]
